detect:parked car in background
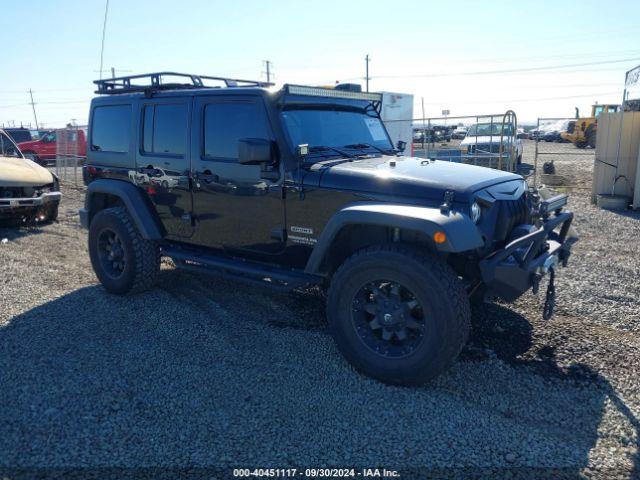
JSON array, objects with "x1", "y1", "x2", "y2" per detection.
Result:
[
  {"x1": 543, "y1": 120, "x2": 572, "y2": 142},
  {"x1": 516, "y1": 128, "x2": 529, "y2": 139},
  {"x1": 0, "y1": 129, "x2": 61, "y2": 223},
  {"x1": 543, "y1": 129, "x2": 562, "y2": 142},
  {"x1": 18, "y1": 128, "x2": 87, "y2": 165},
  {"x1": 4, "y1": 128, "x2": 32, "y2": 144},
  {"x1": 530, "y1": 126, "x2": 550, "y2": 141},
  {"x1": 452, "y1": 126, "x2": 468, "y2": 139}
]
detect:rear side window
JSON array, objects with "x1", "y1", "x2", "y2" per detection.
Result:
[
  {"x1": 91, "y1": 105, "x2": 131, "y2": 152},
  {"x1": 203, "y1": 101, "x2": 270, "y2": 160},
  {"x1": 142, "y1": 103, "x2": 187, "y2": 156}
]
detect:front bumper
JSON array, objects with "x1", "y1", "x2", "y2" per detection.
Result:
[
  {"x1": 0, "y1": 191, "x2": 61, "y2": 214},
  {"x1": 0, "y1": 192, "x2": 62, "y2": 219},
  {"x1": 479, "y1": 208, "x2": 575, "y2": 302}
]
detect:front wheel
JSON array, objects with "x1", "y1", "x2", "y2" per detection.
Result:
[
  {"x1": 88, "y1": 207, "x2": 160, "y2": 294},
  {"x1": 327, "y1": 244, "x2": 470, "y2": 385}
]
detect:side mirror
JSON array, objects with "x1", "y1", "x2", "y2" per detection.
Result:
[
  {"x1": 396, "y1": 140, "x2": 407, "y2": 153},
  {"x1": 238, "y1": 138, "x2": 274, "y2": 165}
]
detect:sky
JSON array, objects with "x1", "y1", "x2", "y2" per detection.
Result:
[{"x1": 1, "y1": 0, "x2": 639, "y2": 128}]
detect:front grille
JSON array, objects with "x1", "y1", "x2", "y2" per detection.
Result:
[
  {"x1": 495, "y1": 193, "x2": 529, "y2": 242},
  {"x1": 468, "y1": 143, "x2": 503, "y2": 154}
]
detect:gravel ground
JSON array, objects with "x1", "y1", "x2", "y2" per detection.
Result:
[{"x1": 0, "y1": 144, "x2": 639, "y2": 479}]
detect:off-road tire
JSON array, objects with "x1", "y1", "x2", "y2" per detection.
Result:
[
  {"x1": 88, "y1": 207, "x2": 160, "y2": 294},
  {"x1": 327, "y1": 244, "x2": 471, "y2": 385},
  {"x1": 587, "y1": 130, "x2": 597, "y2": 149}
]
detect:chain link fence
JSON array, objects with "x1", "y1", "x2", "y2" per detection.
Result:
[
  {"x1": 54, "y1": 125, "x2": 87, "y2": 187},
  {"x1": 385, "y1": 111, "x2": 522, "y2": 173}
]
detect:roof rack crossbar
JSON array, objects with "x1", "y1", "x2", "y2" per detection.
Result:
[{"x1": 94, "y1": 72, "x2": 274, "y2": 95}]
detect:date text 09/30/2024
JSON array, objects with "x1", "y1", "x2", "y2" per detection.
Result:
[{"x1": 233, "y1": 468, "x2": 400, "y2": 478}]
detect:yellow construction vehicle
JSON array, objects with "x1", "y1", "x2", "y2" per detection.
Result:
[{"x1": 561, "y1": 103, "x2": 620, "y2": 148}]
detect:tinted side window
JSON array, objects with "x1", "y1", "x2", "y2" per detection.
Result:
[
  {"x1": 203, "y1": 102, "x2": 270, "y2": 160},
  {"x1": 142, "y1": 104, "x2": 187, "y2": 156},
  {"x1": 91, "y1": 105, "x2": 131, "y2": 152},
  {"x1": 0, "y1": 132, "x2": 20, "y2": 157}
]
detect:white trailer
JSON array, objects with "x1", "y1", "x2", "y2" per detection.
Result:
[{"x1": 379, "y1": 91, "x2": 414, "y2": 153}]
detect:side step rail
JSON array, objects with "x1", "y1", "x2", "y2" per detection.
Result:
[{"x1": 162, "y1": 246, "x2": 323, "y2": 291}]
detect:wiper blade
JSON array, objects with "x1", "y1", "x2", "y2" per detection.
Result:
[
  {"x1": 309, "y1": 145, "x2": 356, "y2": 158},
  {"x1": 343, "y1": 143, "x2": 393, "y2": 155}
]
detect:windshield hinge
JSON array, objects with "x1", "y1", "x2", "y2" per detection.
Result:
[{"x1": 440, "y1": 191, "x2": 455, "y2": 214}]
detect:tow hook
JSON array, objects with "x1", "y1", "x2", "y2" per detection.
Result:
[{"x1": 542, "y1": 267, "x2": 556, "y2": 320}]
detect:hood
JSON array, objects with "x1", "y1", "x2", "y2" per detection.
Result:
[
  {"x1": 311, "y1": 155, "x2": 522, "y2": 203},
  {"x1": 460, "y1": 135, "x2": 511, "y2": 146},
  {"x1": 0, "y1": 155, "x2": 54, "y2": 186}
]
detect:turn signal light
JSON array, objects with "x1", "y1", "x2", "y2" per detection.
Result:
[{"x1": 433, "y1": 231, "x2": 446, "y2": 244}]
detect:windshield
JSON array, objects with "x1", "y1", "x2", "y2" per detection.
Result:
[
  {"x1": 0, "y1": 132, "x2": 23, "y2": 158},
  {"x1": 466, "y1": 123, "x2": 514, "y2": 136},
  {"x1": 280, "y1": 108, "x2": 393, "y2": 157}
]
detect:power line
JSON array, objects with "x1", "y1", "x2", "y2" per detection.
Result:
[
  {"x1": 348, "y1": 57, "x2": 640, "y2": 81},
  {"x1": 419, "y1": 91, "x2": 622, "y2": 106}
]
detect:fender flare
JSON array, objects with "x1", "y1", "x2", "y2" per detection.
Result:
[
  {"x1": 304, "y1": 203, "x2": 484, "y2": 274},
  {"x1": 85, "y1": 179, "x2": 164, "y2": 240}
]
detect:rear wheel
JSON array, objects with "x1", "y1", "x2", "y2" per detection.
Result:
[
  {"x1": 587, "y1": 130, "x2": 597, "y2": 148},
  {"x1": 327, "y1": 244, "x2": 470, "y2": 385},
  {"x1": 88, "y1": 207, "x2": 160, "y2": 294}
]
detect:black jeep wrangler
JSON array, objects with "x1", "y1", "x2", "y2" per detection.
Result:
[{"x1": 80, "y1": 72, "x2": 575, "y2": 385}]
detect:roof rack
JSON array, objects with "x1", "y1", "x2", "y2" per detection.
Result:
[{"x1": 94, "y1": 72, "x2": 274, "y2": 95}]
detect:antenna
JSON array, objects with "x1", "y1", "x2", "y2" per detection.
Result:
[
  {"x1": 365, "y1": 54, "x2": 371, "y2": 92},
  {"x1": 98, "y1": 0, "x2": 110, "y2": 80},
  {"x1": 262, "y1": 60, "x2": 273, "y2": 83}
]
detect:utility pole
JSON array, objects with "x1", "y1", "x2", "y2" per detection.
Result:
[
  {"x1": 365, "y1": 54, "x2": 370, "y2": 92},
  {"x1": 111, "y1": 67, "x2": 116, "y2": 79},
  {"x1": 263, "y1": 60, "x2": 273, "y2": 83},
  {"x1": 28, "y1": 89, "x2": 39, "y2": 130}
]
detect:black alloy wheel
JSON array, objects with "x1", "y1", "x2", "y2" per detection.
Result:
[
  {"x1": 351, "y1": 280, "x2": 426, "y2": 358},
  {"x1": 97, "y1": 228, "x2": 127, "y2": 279}
]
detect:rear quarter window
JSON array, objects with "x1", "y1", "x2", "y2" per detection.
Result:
[{"x1": 91, "y1": 105, "x2": 131, "y2": 153}]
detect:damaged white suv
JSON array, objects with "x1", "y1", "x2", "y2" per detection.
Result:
[{"x1": 0, "y1": 129, "x2": 61, "y2": 223}]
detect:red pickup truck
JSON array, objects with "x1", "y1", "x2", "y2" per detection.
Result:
[{"x1": 18, "y1": 129, "x2": 87, "y2": 165}]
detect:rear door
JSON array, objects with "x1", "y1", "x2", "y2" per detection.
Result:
[{"x1": 134, "y1": 97, "x2": 193, "y2": 239}]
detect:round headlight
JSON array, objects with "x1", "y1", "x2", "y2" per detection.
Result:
[{"x1": 470, "y1": 202, "x2": 482, "y2": 223}]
